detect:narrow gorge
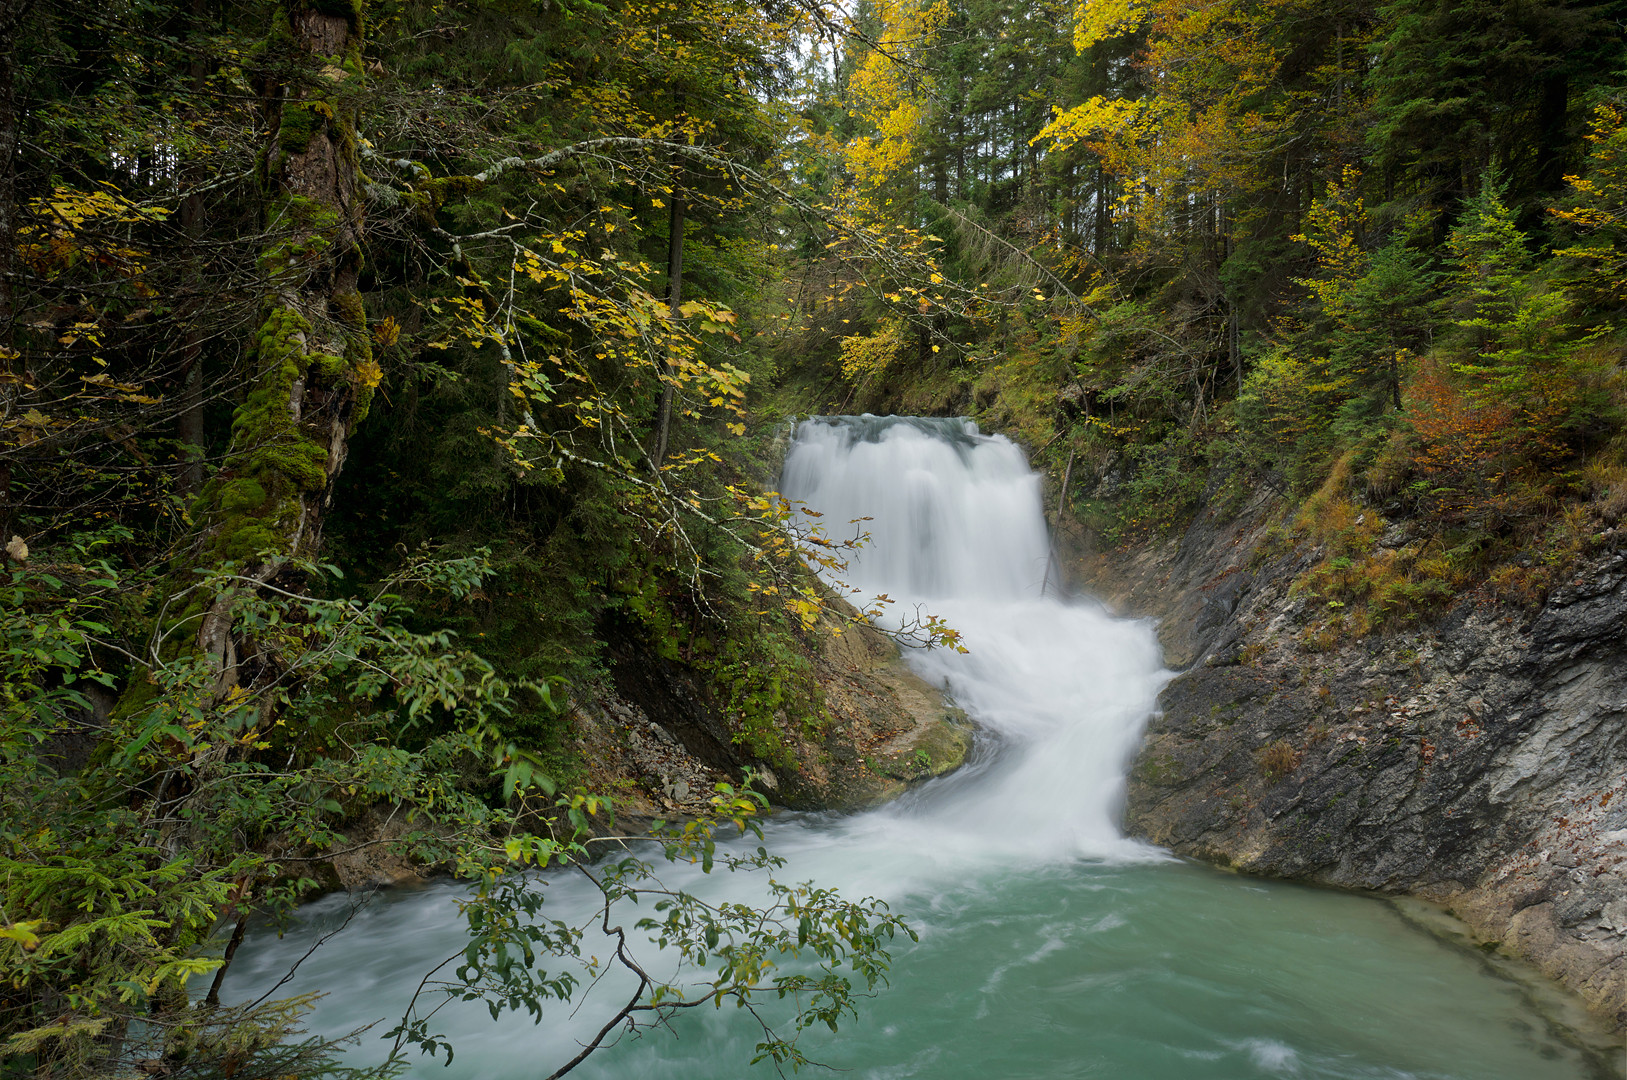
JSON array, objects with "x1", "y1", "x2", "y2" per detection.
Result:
[
  {"x1": 10, "y1": 0, "x2": 1627, "y2": 1075},
  {"x1": 222, "y1": 418, "x2": 1623, "y2": 1078}
]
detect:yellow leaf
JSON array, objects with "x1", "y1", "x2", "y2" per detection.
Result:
[{"x1": 372, "y1": 315, "x2": 401, "y2": 347}]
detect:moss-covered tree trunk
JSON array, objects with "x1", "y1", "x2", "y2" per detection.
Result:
[{"x1": 188, "y1": 0, "x2": 374, "y2": 684}]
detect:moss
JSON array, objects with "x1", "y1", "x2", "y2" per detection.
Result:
[
  {"x1": 108, "y1": 676, "x2": 162, "y2": 723},
  {"x1": 257, "y1": 442, "x2": 330, "y2": 492},
  {"x1": 331, "y1": 289, "x2": 365, "y2": 329},
  {"x1": 245, "y1": 6, "x2": 295, "y2": 69},
  {"x1": 204, "y1": 281, "x2": 380, "y2": 563},
  {"x1": 417, "y1": 175, "x2": 484, "y2": 211},
  {"x1": 1133, "y1": 752, "x2": 1180, "y2": 785},
  {"x1": 329, "y1": 98, "x2": 364, "y2": 174},
  {"x1": 334, "y1": 287, "x2": 376, "y2": 425},
  {"x1": 267, "y1": 4, "x2": 295, "y2": 44},
  {"x1": 278, "y1": 193, "x2": 340, "y2": 231},
  {"x1": 259, "y1": 196, "x2": 341, "y2": 279},
  {"x1": 426, "y1": 175, "x2": 483, "y2": 201},
  {"x1": 214, "y1": 517, "x2": 291, "y2": 562},
  {"x1": 218, "y1": 479, "x2": 268, "y2": 513},
  {"x1": 904, "y1": 715, "x2": 971, "y2": 777},
  {"x1": 278, "y1": 103, "x2": 320, "y2": 154},
  {"x1": 199, "y1": 305, "x2": 333, "y2": 562},
  {"x1": 306, "y1": 0, "x2": 364, "y2": 28},
  {"x1": 400, "y1": 189, "x2": 436, "y2": 226}
]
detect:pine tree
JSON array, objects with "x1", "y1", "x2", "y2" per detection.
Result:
[
  {"x1": 1444, "y1": 172, "x2": 1607, "y2": 469},
  {"x1": 1367, "y1": 0, "x2": 1627, "y2": 217}
]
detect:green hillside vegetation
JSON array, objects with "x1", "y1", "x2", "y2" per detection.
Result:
[{"x1": 807, "y1": 0, "x2": 1627, "y2": 642}]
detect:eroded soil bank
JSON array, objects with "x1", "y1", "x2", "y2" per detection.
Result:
[{"x1": 1063, "y1": 488, "x2": 1627, "y2": 1030}]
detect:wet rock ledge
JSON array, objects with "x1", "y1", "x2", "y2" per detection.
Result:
[{"x1": 1063, "y1": 492, "x2": 1627, "y2": 1031}]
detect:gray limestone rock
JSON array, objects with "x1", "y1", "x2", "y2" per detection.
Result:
[{"x1": 1069, "y1": 490, "x2": 1627, "y2": 1032}]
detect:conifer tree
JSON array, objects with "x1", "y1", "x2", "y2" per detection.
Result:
[{"x1": 1367, "y1": 0, "x2": 1627, "y2": 215}]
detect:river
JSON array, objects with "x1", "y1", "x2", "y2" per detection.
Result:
[{"x1": 224, "y1": 416, "x2": 1622, "y2": 1078}]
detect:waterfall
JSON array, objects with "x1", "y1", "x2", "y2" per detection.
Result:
[
  {"x1": 776, "y1": 415, "x2": 1167, "y2": 865},
  {"x1": 778, "y1": 415, "x2": 1052, "y2": 599}
]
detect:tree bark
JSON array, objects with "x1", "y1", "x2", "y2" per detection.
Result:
[
  {"x1": 204, "y1": 915, "x2": 249, "y2": 1007},
  {"x1": 1535, "y1": 73, "x2": 1569, "y2": 193},
  {"x1": 0, "y1": 3, "x2": 20, "y2": 345},
  {"x1": 186, "y1": 0, "x2": 373, "y2": 682},
  {"x1": 178, "y1": 332, "x2": 205, "y2": 496}
]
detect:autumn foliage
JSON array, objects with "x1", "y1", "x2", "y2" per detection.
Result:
[{"x1": 1406, "y1": 361, "x2": 1525, "y2": 527}]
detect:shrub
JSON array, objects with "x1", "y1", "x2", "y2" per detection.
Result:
[
  {"x1": 1259, "y1": 740, "x2": 1302, "y2": 784},
  {"x1": 1107, "y1": 429, "x2": 1209, "y2": 541},
  {"x1": 1363, "y1": 427, "x2": 1418, "y2": 501}
]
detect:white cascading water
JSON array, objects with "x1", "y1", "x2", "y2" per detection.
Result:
[
  {"x1": 775, "y1": 415, "x2": 1167, "y2": 868},
  {"x1": 779, "y1": 416, "x2": 1053, "y2": 600}
]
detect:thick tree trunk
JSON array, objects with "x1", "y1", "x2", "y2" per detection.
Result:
[
  {"x1": 954, "y1": 110, "x2": 965, "y2": 198},
  {"x1": 0, "y1": 9, "x2": 17, "y2": 343},
  {"x1": 1094, "y1": 171, "x2": 1108, "y2": 256},
  {"x1": 178, "y1": 334, "x2": 205, "y2": 496},
  {"x1": 188, "y1": 0, "x2": 373, "y2": 682},
  {"x1": 1535, "y1": 73, "x2": 1569, "y2": 193}
]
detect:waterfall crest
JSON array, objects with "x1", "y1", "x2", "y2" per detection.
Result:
[{"x1": 779, "y1": 415, "x2": 1051, "y2": 599}]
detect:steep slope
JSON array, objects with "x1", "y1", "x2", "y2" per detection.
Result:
[{"x1": 1064, "y1": 492, "x2": 1627, "y2": 1029}]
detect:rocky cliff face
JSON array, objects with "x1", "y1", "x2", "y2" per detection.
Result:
[{"x1": 1064, "y1": 493, "x2": 1627, "y2": 1031}]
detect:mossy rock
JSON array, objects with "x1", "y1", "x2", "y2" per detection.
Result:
[{"x1": 874, "y1": 709, "x2": 972, "y2": 782}]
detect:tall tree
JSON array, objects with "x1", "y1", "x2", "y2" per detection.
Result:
[{"x1": 1367, "y1": 0, "x2": 1627, "y2": 219}]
